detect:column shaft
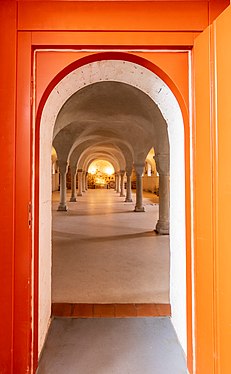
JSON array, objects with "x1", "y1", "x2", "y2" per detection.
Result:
[
  {"x1": 116, "y1": 174, "x2": 120, "y2": 193},
  {"x1": 155, "y1": 174, "x2": 169, "y2": 234},
  {"x1": 70, "y1": 168, "x2": 77, "y2": 202},
  {"x1": 57, "y1": 161, "x2": 68, "y2": 211},
  {"x1": 82, "y1": 171, "x2": 86, "y2": 193},
  {"x1": 77, "y1": 170, "x2": 83, "y2": 196},
  {"x1": 85, "y1": 172, "x2": 88, "y2": 191},
  {"x1": 120, "y1": 172, "x2": 125, "y2": 197},
  {"x1": 134, "y1": 166, "x2": 145, "y2": 212},
  {"x1": 125, "y1": 173, "x2": 132, "y2": 202}
]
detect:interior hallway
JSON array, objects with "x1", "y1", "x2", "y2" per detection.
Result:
[
  {"x1": 52, "y1": 189, "x2": 170, "y2": 305},
  {"x1": 37, "y1": 317, "x2": 187, "y2": 374}
]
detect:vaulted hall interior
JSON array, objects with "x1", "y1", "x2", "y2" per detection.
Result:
[{"x1": 37, "y1": 57, "x2": 186, "y2": 373}]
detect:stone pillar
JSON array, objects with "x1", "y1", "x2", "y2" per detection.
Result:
[
  {"x1": 70, "y1": 165, "x2": 77, "y2": 202},
  {"x1": 57, "y1": 160, "x2": 68, "y2": 211},
  {"x1": 134, "y1": 164, "x2": 145, "y2": 212},
  {"x1": 77, "y1": 169, "x2": 83, "y2": 196},
  {"x1": 82, "y1": 171, "x2": 86, "y2": 193},
  {"x1": 154, "y1": 154, "x2": 170, "y2": 235},
  {"x1": 116, "y1": 173, "x2": 120, "y2": 193},
  {"x1": 114, "y1": 174, "x2": 117, "y2": 191},
  {"x1": 85, "y1": 172, "x2": 88, "y2": 191},
  {"x1": 120, "y1": 171, "x2": 125, "y2": 197},
  {"x1": 125, "y1": 169, "x2": 132, "y2": 202}
]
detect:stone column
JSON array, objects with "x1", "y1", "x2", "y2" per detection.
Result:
[
  {"x1": 70, "y1": 165, "x2": 77, "y2": 202},
  {"x1": 154, "y1": 154, "x2": 170, "y2": 235},
  {"x1": 116, "y1": 173, "x2": 120, "y2": 193},
  {"x1": 85, "y1": 172, "x2": 88, "y2": 191},
  {"x1": 120, "y1": 171, "x2": 125, "y2": 197},
  {"x1": 82, "y1": 171, "x2": 86, "y2": 193},
  {"x1": 125, "y1": 169, "x2": 132, "y2": 202},
  {"x1": 114, "y1": 174, "x2": 117, "y2": 191},
  {"x1": 77, "y1": 169, "x2": 83, "y2": 196},
  {"x1": 134, "y1": 164, "x2": 145, "y2": 212},
  {"x1": 57, "y1": 160, "x2": 68, "y2": 211}
]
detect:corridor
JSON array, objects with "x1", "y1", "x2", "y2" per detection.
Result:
[{"x1": 52, "y1": 189, "x2": 170, "y2": 306}]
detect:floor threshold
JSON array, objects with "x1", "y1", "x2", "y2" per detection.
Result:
[{"x1": 52, "y1": 302, "x2": 171, "y2": 318}]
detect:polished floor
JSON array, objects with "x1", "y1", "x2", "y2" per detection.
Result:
[
  {"x1": 52, "y1": 189, "x2": 170, "y2": 304},
  {"x1": 37, "y1": 317, "x2": 187, "y2": 374}
]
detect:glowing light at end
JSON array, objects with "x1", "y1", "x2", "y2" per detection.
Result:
[
  {"x1": 105, "y1": 167, "x2": 114, "y2": 175},
  {"x1": 89, "y1": 166, "x2": 97, "y2": 174}
]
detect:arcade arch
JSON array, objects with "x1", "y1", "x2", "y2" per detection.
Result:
[{"x1": 38, "y1": 56, "x2": 186, "y2": 356}]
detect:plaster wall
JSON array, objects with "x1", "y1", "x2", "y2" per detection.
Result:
[
  {"x1": 39, "y1": 58, "x2": 186, "y2": 354},
  {"x1": 143, "y1": 175, "x2": 159, "y2": 193}
]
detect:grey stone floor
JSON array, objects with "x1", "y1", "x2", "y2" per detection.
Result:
[
  {"x1": 37, "y1": 317, "x2": 187, "y2": 374},
  {"x1": 52, "y1": 190, "x2": 169, "y2": 304}
]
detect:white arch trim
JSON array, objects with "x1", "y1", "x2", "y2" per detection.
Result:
[{"x1": 39, "y1": 59, "x2": 186, "y2": 354}]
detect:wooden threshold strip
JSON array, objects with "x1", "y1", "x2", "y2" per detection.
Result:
[{"x1": 52, "y1": 303, "x2": 171, "y2": 318}]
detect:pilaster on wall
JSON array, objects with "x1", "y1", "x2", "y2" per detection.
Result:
[
  {"x1": 193, "y1": 26, "x2": 215, "y2": 374},
  {"x1": 0, "y1": 2, "x2": 17, "y2": 373},
  {"x1": 14, "y1": 32, "x2": 33, "y2": 374},
  {"x1": 212, "y1": 6, "x2": 231, "y2": 373},
  {"x1": 193, "y1": 5, "x2": 231, "y2": 373}
]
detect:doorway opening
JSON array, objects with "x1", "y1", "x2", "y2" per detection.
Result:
[{"x1": 36, "y1": 53, "x2": 187, "y2": 366}]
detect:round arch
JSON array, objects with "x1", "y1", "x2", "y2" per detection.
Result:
[{"x1": 36, "y1": 52, "x2": 187, "y2": 357}]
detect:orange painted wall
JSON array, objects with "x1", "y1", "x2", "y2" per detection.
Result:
[
  {"x1": 18, "y1": 1, "x2": 209, "y2": 31},
  {"x1": 0, "y1": 0, "x2": 230, "y2": 373},
  {"x1": 0, "y1": 2, "x2": 17, "y2": 373},
  {"x1": 193, "y1": 5, "x2": 231, "y2": 373},
  {"x1": 213, "y1": 7, "x2": 231, "y2": 373},
  {"x1": 193, "y1": 26, "x2": 215, "y2": 374},
  {"x1": 35, "y1": 51, "x2": 189, "y2": 111}
]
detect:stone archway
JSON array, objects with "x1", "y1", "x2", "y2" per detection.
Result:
[{"x1": 38, "y1": 55, "x2": 186, "y2": 355}]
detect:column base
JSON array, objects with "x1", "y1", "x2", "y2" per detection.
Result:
[
  {"x1": 125, "y1": 198, "x2": 133, "y2": 202},
  {"x1": 155, "y1": 220, "x2": 169, "y2": 235},
  {"x1": 134, "y1": 206, "x2": 145, "y2": 212},
  {"x1": 57, "y1": 204, "x2": 68, "y2": 211},
  {"x1": 120, "y1": 193, "x2": 125, "y2": 197},
  {"x1": 77, "y1": 193, "x2": 83, "y2": 197},
  {"x1": 70, "y1": 197, "x2": 77, "y2": 202}
]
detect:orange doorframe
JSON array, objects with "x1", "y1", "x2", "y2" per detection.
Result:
[
  {"x1": 2, "y1": 1, "x2": 231, "y2": 373},
  {"x1": 34, "y1": 50, "x2": 193, "y2": 372}
]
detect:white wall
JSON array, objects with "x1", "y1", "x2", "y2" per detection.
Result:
[
  {"x1": 38, "y1": 58, "x2": 187, "y2": 354},
  {"x1": 168, "y1": 107, "x2": 186, "y2": 353}
]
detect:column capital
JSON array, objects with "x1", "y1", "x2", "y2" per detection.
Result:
[
  {"x1": 154, "y1": 154, "x2": 169, "y2": 176},
  {"x1": 77, "y1": 169, "x2": 83, "y2": 173},
  {"x1": 134, "y1": 164, "x2": 145, "y2": 175},
  {"x1": 125, "y1": 168, "x2": 132, "y2": 176},
  {"x1": 57, "y1": 160, "x2": 68, "y2": 174},
  {"x1": 120, "y1": 170, "x2": 125, "y2": 176}
]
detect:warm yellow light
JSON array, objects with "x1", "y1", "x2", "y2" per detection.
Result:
[
  {"x1": 89, "y1": 166, "x2": 97, "y2": 174},
  {"x1": 105, "y1": 166, "x2": 114, "y2": 175},
  {"x1": 88, "y1": 160, "x2": 114, "y2": 175}
]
